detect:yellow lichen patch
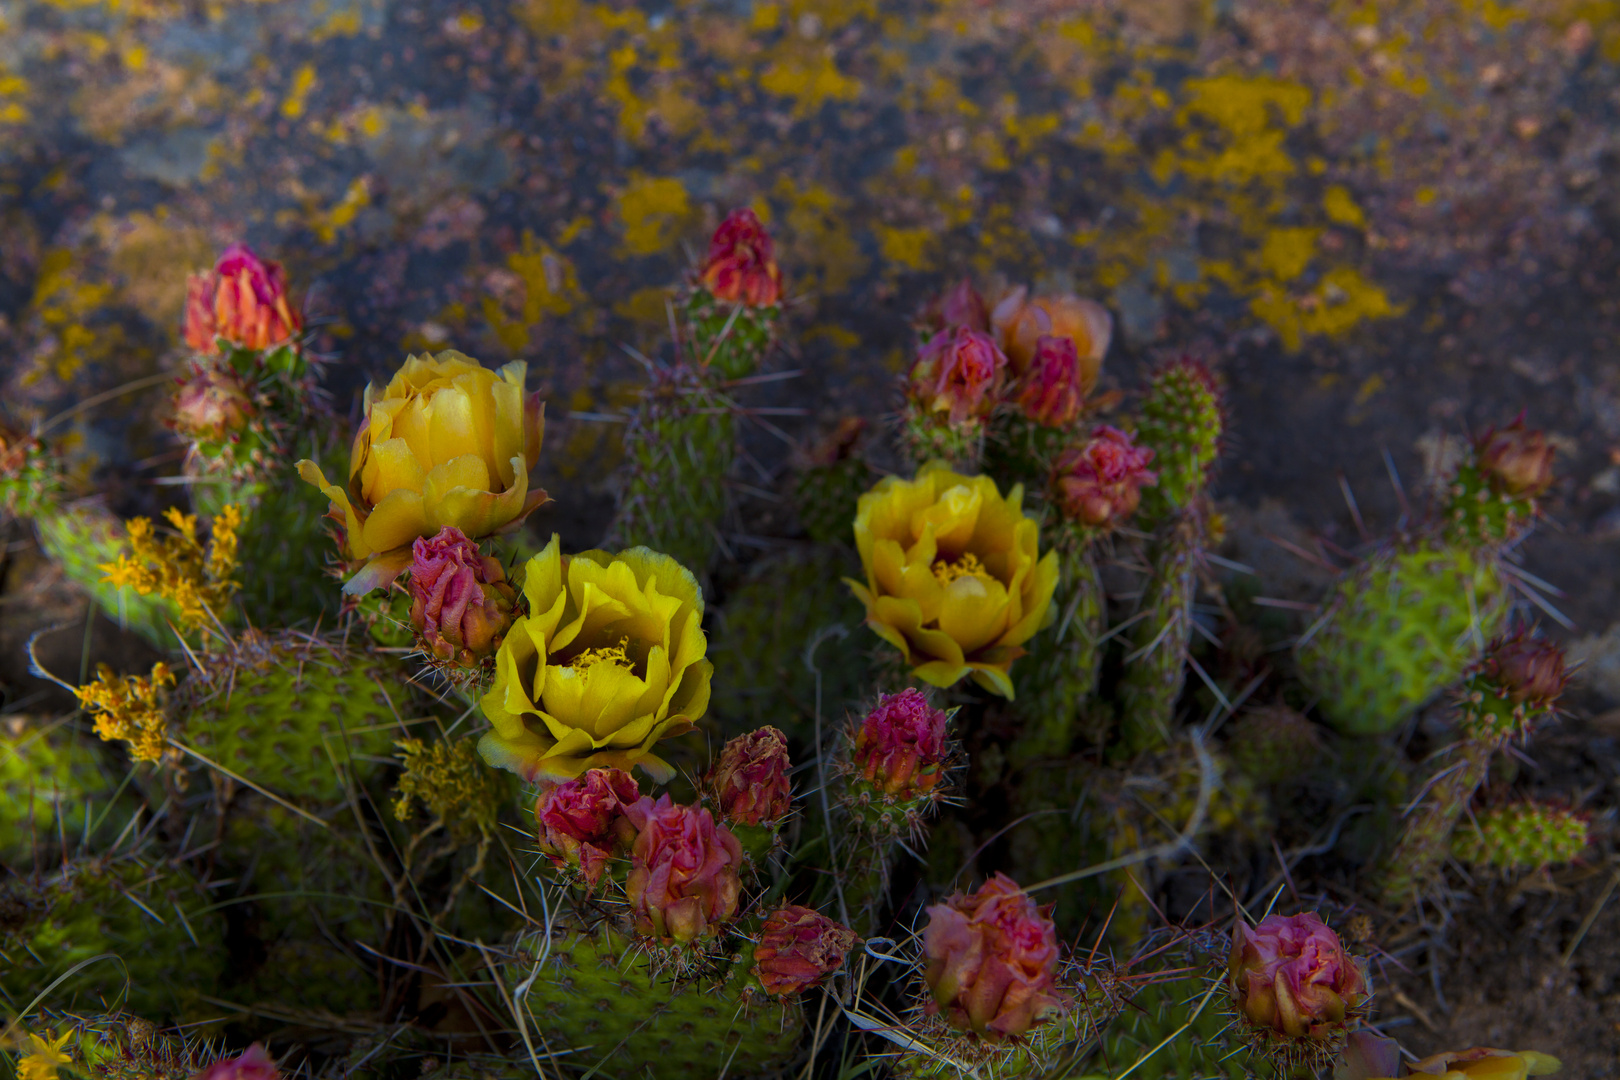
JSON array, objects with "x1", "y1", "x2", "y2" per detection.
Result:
[
  {"x1": 75, "y1": 661, "x2": 175, "y2": 763},
  {"x1": 24, "y1": 249, "x2": 117, "y2": 383},
  {"x1": 0, "y1": 67, "x2": 27, "y2": 125},
  {"x1": 483, "y1": 231, "x2": 586, "y2": 352},
  {"x1": 757, "y1": 43, "x2": 861, "y2": 118},
  {"x1": 1249, "y1": 266, "x2": 1401, "y2": 352},
  {"x1": 1253, "y1": 227, "x2": 1323, "y2": 283},
  {"x1": 99, "y1": 505, "x2": 243, "y2": 631},
  {"x1": 616, "y1": 174, "x2": 692, "y2": 255},
  {"x1": 309, "y1": 177, "x2": 371, "y2": 243},
  {"x1": 1323, "y1": 185, "x2": 1367, "y2": 228},
  {"x1": 281, "y1": 64, "x2": 317, "y2": 119},
  {"x1": 876, "y1": 224, "x2": 937, "y2": 272},
  {"x1": 773, "y1": 175, "x2": 867, "y2": 297}
]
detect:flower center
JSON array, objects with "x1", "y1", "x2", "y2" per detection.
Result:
[
  {"x1": 570, "y1": 640, "x2": 634, "y2": 673},
  {"x1": 932, "y1": 552, "x2": 992, "y2": 586}
]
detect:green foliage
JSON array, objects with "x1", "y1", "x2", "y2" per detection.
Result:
[
  {"x1": 1452, "y1": 802, "x2": 1589, "y2": 872},
  {"x1": 34, "y1": 504, "x2": 179, "y2": 650},
  {"x1": 1082, "y1": 974, "x2": 1254, "y2": 1080},
  {"x1": 1295, "y1": 541, "x2": 1508, "y2": 735},
  {"x1": 510, "y1": 918, "x2": 804, "y2": 1079},
  {"x1": 0, "y1": 718, "x2": 131, "y2": 866},
  {"x1": 0, "y1": 856, "x2": 226, "y2": 1021},
  {"x1": 180, "y1": 631, "x2": 400, "y2": 803},
  {"x1": 1119, "y1": 514, "x2": 1205, "y2": 756},
  {"x1": 609, "y1": 365, "x2": 734, "y2": 574}
]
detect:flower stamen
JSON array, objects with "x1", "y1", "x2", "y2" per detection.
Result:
[
  {"x1": 571, "y1": 639, "x2": 634, "y2": 672},
  {"x1": 932, "y1": 552, "x2": 991, "y2": 586}
]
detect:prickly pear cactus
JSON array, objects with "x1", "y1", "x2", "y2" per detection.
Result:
[
  {"x1": 1083, "y1": 974, "x2": 1253, "y2": 1080},
  {"x1": 608, "y1": 364, "x2": 734, "y2": 574},
  {"x1": 1119, "y1": 512, "x2": 1206, "y2": 756},
  {"x1": 1011, "y1": 545, "x2": 1105, "y2": 764},
  {"x1": 180, "y1": 630, "x2": 400, "y2": 802},
  {"x1": 34, "y1": 503, "x2": 180, "y2": 649},
  {"x1": 1296, "y1": 543, "x2": 1507, "y2": 735},
  {"x1": 1224, "y1": 705, "x2": 1324, "y2": 788},
  {"x1": 15, "y1": 1010, "x2": 217, "y2": 1080},
  {"x1": 1451, "y1": 802, "x2": 1589, "y2": 872},
  {"x1": 1134, "y1": 359, "x2": 1221, "y2": 530},
  {"x1": 709, "y1": 547, "x2": 871, "y2": 743},
  {"x1": 685, "y1": 287, "x2": 777, "y2": 381},
  {"x1": 0, "y1": 717, "x2": 130, "y2": 861},
  {"x1": 509, "y1": 918, "x2": 805, "y2": 1079},
  {"x1": 795, "y1": 452, "x2": 874, "y2": 547},
  {"x1": 0, "y1": 856, "x2": 226, "y2": 1020}
]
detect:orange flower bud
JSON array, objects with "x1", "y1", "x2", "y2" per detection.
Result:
[
  {"x1": 923, "y1": 873, "x2": 1066, "y2": 1038},
  {"x1": 1052, "y1": 425, "x2": 1157, "y2": 530},
  {"x1": 183, "y1": 244, "x2": 303, "y2": 355},
  {"x1": 990, "y1": 286, "x2": 1111, "y2": 389},
  {"x1": 752, "y1": 905, "x2": 857, "y2": 996},
  {"x1": 534, "y1": 767, "x2": 641, "y2": 886},
  {"x1": 699, "y1": 208, "x2": 783, "y2": 308},
  {"x1": 908, "y1": 327, "x2": 1008, "y2": 425},
  {"x1": 1474, "y1": 415, "x2": 1555, "y2": 498}
]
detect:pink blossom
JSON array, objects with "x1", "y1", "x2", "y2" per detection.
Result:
[
  {"x1": 534, "y1": 767, "x2": 641, "y2": 886},
  {"x1": 706, "y1": 727, "x2": 793, "y2": 827},
  {"x1": 624, "y1": 795, "x2": 744, "y2": 941},
  {"x1": 1016, "y1": 335, "x2": 1085, "y2": 428},
  {"x1": 752, "y1": 905, "x2": 858, "y2": 996},
  {"x1": 923, "y1": 873, "x2": 1067, "y2": 1038},
  {"x1": 407, "y1": 527, "x2": 515, "y2": 666},
  {"x1": 193, "y1": 1045, "x2": 280, "y2": 1080},
  {"x1": 1228, "y1": 912, "x2": 1367, "y2": 1039},
  {"x1": 853, "y1": 689, "x2": 948, "y2": 799},
  {"x1": 908, "y1": 326, "x2": 1008, "y2": 425},
  {"x1": 1052, "y1": 425, "x2": 1157, "y2": 530}
]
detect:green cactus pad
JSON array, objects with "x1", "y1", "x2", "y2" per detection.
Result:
[
  {"x1": 685, "y1": 288, "x2": 778, "y2": 381},
  {"x1": 1451, "y1": 803, "x2": 1589, "y2": 871},
  {"x1": 608, "y1": 365, "x2": 734, "y2": 574},
  {"x1": 1136, "y1": 359, "x2": 1221, "y2": 526},
  {"x1": 1295, "y1": 542, "x2": 1507, "y2": 735},
  {"x1": 0, "y1": 856, "x2": 226, "y2": 1020},
  {"x1": 510, "y1": 919, "x2": 805, "y2": 1079},
  {"x1": 180, "y1": 632, "x2": 401, "y2": 803},
  {"x1": 1119, "y1": 513, "x2": 1205, "y2": 756},
  {"x1": 0, "y1": 717, "x2": 134, "y2": 865},
  {"x1": 34, "y1": 503, "x2": 181, "y2": 650},
  {"x1": 1010, "y1": 545, "x2": 1105, "y2": 765},
  {"x1": 1225, "y1": 705, "x2": 1324, "y2": 787},
  {"x1": 795, "y1": 454, "x2": 875, "y2": 547},
  {"x1": 1082, "y1": 974, "x2": 1256, "y2": 1080}
]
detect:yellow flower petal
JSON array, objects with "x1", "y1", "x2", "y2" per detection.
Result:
[{"x1": 360, "y1": 487, "x2": 428, "y2": 556}]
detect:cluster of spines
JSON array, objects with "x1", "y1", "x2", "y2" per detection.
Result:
[{"x1": 1450, "y1": 802, "x2": 1589, "y2": 871}]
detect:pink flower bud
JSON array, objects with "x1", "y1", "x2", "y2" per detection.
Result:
[
  {"x1": 1016, "y1": 335, "x2": 1086, "y2": 428},
  {"x1": 534, "y1": 767, "x2": 641, "y2": 886},
  {"x1": 752, "y1": 904, "x2": 858, "y2": 996},
  {"x1": 1474, "y1": 415, "x2": 1555, "y2": 498},
  {"x1": 171, "y1": 364, "x2": 258, "y2": 440},
  {"x1": 1480, "y1": 634, "x2": 1569, "y2": 707},
  {"x1": 921, "y1": 279, "x2": 991, "y2": 336},
  {"x1": 1227, "y1": 913, "x2": 1368, "y2": 1040},
  {"x1": 624, "y1": 795, "x2": 744, "y2": 942},
  {"x1": 407, "y1": 527, "x2": 516, "y2": 667},
  {"x1": 705, "y1": 726, "x2": 793, "y2": 827},
  {"x1": 194, "y1": 1045, "x2": 281, "y2": 1080},
  {"x1": 853, "y1": 689, "x2": 948, "y2": 799},
  {"x1": 990, "y1": 286, "x2": 1111, "y2": 390},
  {"x1": 1052, "y1": 425, "x2": 1158, "y2": 529},
  {"x1": 699, "y1": 208, "x2": 783, "y2": 308},
  {"x1": 908, "y1": 326, "x2": 1008, "y2": 425},
  {"x1": 183, "y1": 244, "x2": 302, "y2": 355},
  {"x1": 923, "y1": 873, "x2": 1066, "y2": 1038}
]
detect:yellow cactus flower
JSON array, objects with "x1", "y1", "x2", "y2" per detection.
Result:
[
  {"x1": 18, "y1": 1029, "x2": 74, "y2": 1080},
  {"x1": 297, "y1": 351, "x2": 547, "y2": 594},
  {"x1": 476, "y1": 535, "x2": 711, "y2": 783},
  {"x1": 845, "y1": 461, "x2": 1058, "y2": 699},
  {"x1": 1399, "y1": 1048, "x2": 1561, "y2": 1080}
]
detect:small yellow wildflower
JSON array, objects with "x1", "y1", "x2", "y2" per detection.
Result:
[
  {"x1": 18, "y1": 1029, "x2": 74, "y2": 1080},
  {"x1": 98, "y1": 505, "x2": 243, "y2": 630},
  {"x1": 75, "y1": 661, "x2": 176, "y2": 762},
  {"x1": 393, "y1": 737, "x2": 504, "y2": 840}
]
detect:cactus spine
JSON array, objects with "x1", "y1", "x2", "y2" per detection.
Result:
[
  {"x1": 1119, "y1": 359, "x2": 1221, "y2": 755},
  {"x1": 1011, "y1": 539, "x2": 1104, "y2": 764}
]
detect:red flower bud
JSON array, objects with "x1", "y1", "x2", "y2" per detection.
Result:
[
  {"x1": 171, "y1": 364, "x2": 257, "y2": 440},
  {"x1": 752, "y1": 905, "x2": 858, "y2": 996},
  {"x1": 624, "y1": 795, "x2": 744, "y2": 942},
  {"x1": 1016, "y1": 335, "x2": 1086, "y2": 428},
  {"x1": 990, "y1": 286, "x2": 1111, "y2": 390},
  {"x1": 1228, "y1": 913, "x2": 1368, "y2": 1040},
  {"x1": 534, "y1": 767, "x2": 641, "y2": 886},
  {"x1": 1052, "y1": 425, "x2": 1158, "y2": 529},
  {"x1": 923, "y1": 873, "x2": 1066, "y2": 1038},
  {"x1": 853, "y1": 689, "x2": 948, "y2": 799},
  {"x1": 194, "y1": 1045, "x2": 281, "y2": 1080},
  {"x1": 183, "y1": 244, "x2": 302, "y2": 355},
  {"x1": 706, "y1": 726, "x2": 793, "y2": 827},
  {"x1": 1474, "y1": 416, "x2": 1555, "y2": 498},
  {"x1": 699, "y1": 208, "x2": 783, "y2": 308},
  {"x1": 1481, "y1": 634, "x2": 1569, "y2": 707},
  {"x1": 909, "y1": 326, "x2": 1008, "y2": 425},
  {"x1": 408, "y1": 527, "x2": 517, "y2": 667}
]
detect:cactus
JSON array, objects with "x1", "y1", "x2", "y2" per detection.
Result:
[
  {"x1": 1083, "y1": 973, "x2": 1252, "y2": 1080},
  {"x1": 1297, "y1": 418, "x2": 1553, "y2": 736},
  {"x1": 179, "y1": 630, "x2": 401, "y2": 803},
  {"x1": 607, "y1": 364, "x2": 734, "y2": 575},
  {"x1": 1375, "y1": 635, "x2": 1567, "y2": 907},
  {"x1": 0, "y1": 856, "x2": 226, "y2": 1020},
  {"x1": 1118, "y1": 360, "x2": 1221, "y2": 755},
  {"x1": 12, "y1": 1010, "x2": 216, "y2": 1080},
  {"x1": 1010, "y1": 543, "x2": 1105, "y2": 764},
  {"x1": 1450, "y1": 802, "x2": 1589, "y2": 871},
  {"x1": 0, "y1": 717, "x2": 132, "y2": 865},
  {"x1": 507, "y1": 917, "x2": 805, "y2": 1079},
  {"x1": 34, "y1": 503, "x2": 180, "y2": 650},
  {"x1": 684, "y1": 289, "x2": 778, "y2": 381}
]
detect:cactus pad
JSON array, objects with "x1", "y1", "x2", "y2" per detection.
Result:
[
  {"x1": 1451, "y1": 803, "x2": 1589, "y2": 872},
  {"x1": 1135, "y1": 359, "x2": 1221, "y2": 524},
  {"x1": 510, "y1": 919, "x2": 805, "y2": 1079},
  {"x1": 0, "y1": 717, "x2": 129, "y2": 864},
  {"x1": 1295, "y1": 542, "x2": 1507, "y2": 735}
]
